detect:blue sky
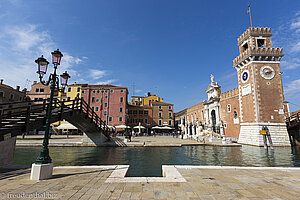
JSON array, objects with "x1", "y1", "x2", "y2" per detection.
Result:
[{"x1": 1, "y1": 0, "x2": 300, "y2": 112}]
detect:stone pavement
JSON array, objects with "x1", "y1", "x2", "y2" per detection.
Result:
[
  {"x1": 16, "y1": 135, "x2": 241, "y2": 147},
  {"x1": 0, "y1": 165, "x2": 300, "y2": 199}
]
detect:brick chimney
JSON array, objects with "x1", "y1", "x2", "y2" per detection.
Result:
[
  {"x1": 16, "y1": 86, "x2": 20, "y2": 91},
  {"x1": 0, "y1": 79, "x2": 3, "y2": 85},
  {"x1": 33, "y1": 81, "x2": 37, "y2": 85}
]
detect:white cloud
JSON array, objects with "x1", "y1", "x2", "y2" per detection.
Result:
[
  {"x1": 285, "y1": 79, "x2": 300, "y2": 96},
  {"x1": 281, "y1": 59, "x2": 300, "y2": 70},
  {"x1": 135, "y1": 89, "x2": 142, "y2": 93},
  {"x1": 96, "y1": 79, "x2": 117, "y2": 85},
  {"x1": 89, "y1": 69, "x2": 107, "y2": 80},
  {"x1": 0, "y1": 24, "x2": 84, "y2": 90},
  {"x1": 290, "y1": 41, "x2": 300, "y2": 53}
]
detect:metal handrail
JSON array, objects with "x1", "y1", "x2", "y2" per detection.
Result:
[{"x1": 0, "y1": 97, "x2": 110, "y2": 138}]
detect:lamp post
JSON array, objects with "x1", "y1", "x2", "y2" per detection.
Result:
[{"x1": 34, "y1": 49, "x2": 70, "y2": 165}]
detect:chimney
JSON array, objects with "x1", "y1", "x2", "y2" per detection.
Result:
[
  {"x1": 0, "y1": 79, "x2": 3, "y2": 84},
  {"x1": 147, "y1": 92, "x2": 151, "y2": 96},
  {"x1": 33, "y1": 81, "x2": 37, "y2": 85},
  {"x1": 16, "y1": 86, "x2": 20, "y2": 91}
]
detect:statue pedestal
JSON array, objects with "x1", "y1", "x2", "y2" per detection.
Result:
[{"x1": 30, "y1": 163, "x2": 53, "y2": 180}]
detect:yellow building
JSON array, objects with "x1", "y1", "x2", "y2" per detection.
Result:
[
  {"x1": 131, "y1": 92, "x2": 163, "y2": 106},
  {"x1": 66, "y1": 82, "x2": 87, "y2": 101}
]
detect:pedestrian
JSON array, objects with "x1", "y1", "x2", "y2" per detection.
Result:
[
  {"x1": 181, "y1": 131, "x2": 183, "y2": 139},
  {"x1": 66, "y1": 130, "x2": 70, "y2": 138},
  {"x1": 172, "y1": 131, "x2": 175, "y2": 138},
  {"x1": 129, "y1": 132, "x2": 132, "y2": 142}
]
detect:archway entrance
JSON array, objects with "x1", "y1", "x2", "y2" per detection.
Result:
[{"x1": 211, "y1": 110, "x2": 216, "y2": 132}]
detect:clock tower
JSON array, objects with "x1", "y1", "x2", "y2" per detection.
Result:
[{"x1": 233, "y1": 27, "x2": 290, "y2": 146}]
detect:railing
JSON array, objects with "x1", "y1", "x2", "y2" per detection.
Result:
[
  {"x1": 286, "y1": 113, "x2": 300, "y2": 128},
  {"x1": 0, "y1": 97, "x2": 110, "y2": 138}
]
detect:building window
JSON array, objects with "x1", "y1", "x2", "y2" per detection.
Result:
[
  {"x1": 159, "y1": 106, "x2": 162, "y2": 110},
  {"x1": 104, "y1": 111, "x2": 107, "y2": 116},
  {"x1": 134, "y1": 119, "x2": 137, "y2": 123},
  {"x1": 104, "y1": 120, "x2": 107, "y2": 124},
  {"x1": 36, "y1": 88, "x2": 39, "y2": 92},
  {"x1": 227, "y1": 104, "x2": 231, "y2": 112},
  {"x1": 0, "y1": 91, "x2": 4, "y2": 97},
  {"x1": 77, "y1": 87, "x2": 80, "y2": 92},
  {"x1": 40, "y1": 88, "x2": 44, "y2": 92},
  {"x1": 169, "y1": 112, "x2": 172, "y2": 117},
  {"x1": 120, "y1": 97, "x2": 123, "y2": 103},
  {"x1": 82, "y1": 90, "x2": 85, "y2": 93},
  {"x1": 105, "y1": 103, "x2": 108, "y2": 107},
  {"x1": 93, "y1": 90, "x2": 95, "y2": 93},
  {"x1": 201, "y1": 110, "x2": 204, "y2": 120},
  {"x1": 101, "y1": 90, "x2": 104, "y2": 93},
  {"x1": 233, "y1": 111, "x2": 238, "y2": 119},
  {"x1": 92, "y1": 106, "x2": 94, "y2": 111},
  {"x1": 120, "y1": 89, "x2": 124, "y2": 93},
  {"x1": 169, "y1": 106, "x2": 172, "y2": 110},
  {"x1": 133, "y1": 110, "x2": 137, "y2": 115},
  {"x1": 257, "y1": 39, "x2": 265, "y2": 48},
  {"x1": 97, "y1": 90, "x2": 99, "y2": 93},
  {"x1": 128, "y1": 110, "x2": 132, "y2": 114},
  {"x1": 105, "y1": 90, "x2": 108, "y2": 93},
  {"x1": 67, "y1": 97, "x2": 70, "y2": 101},
  {"x1": 159, "y1": 112, "x2": 162, "y2": 118},
  {"x1": 105, "y1": 95, "x2": 108, "y2": 99},
  {"x1": 109, "y1": 117, "x2": 112, "y2": 122},
  {"x1": 224, "y1": 123, "x2": 227, "y2": 128},
  {"x1": 92, "y1": 97, "x2": 95, "y2": 102},
  {"x1": 96, "y1": 99, "x2": 99, "y2": 102},
  {"x1": 111, "y1": 89, "x2": 114, "y2": 93},
  {"x1": 139, "y1": 119, "x2": 143, "y2": 123},
  {"x1": 169, "y1": 120, "x2": 172, "y2": 126},
  {"x1": 10, "y1": 94, "x2": 14, "y2": 100},
  {"x1": 120, "y1": 107, "x2": 123, "y2": 112},
  {"x1": 95, "y1": 107, "x2": 99, "y2": 112},
  {"x1": 139, "y1": 110, "x2": 143, "y2": 115},
  {"x1": 34, "y1": 98, "x2": 38, "y2": 101},
  {"x1": 144, "y1": 110, "x2": 148, "y2": 115},
  {"x1": 119, "y1": 117, "x2": 123, "y2": 122},
  {"x1": 145, "y1": 119, "x2": 148, "y2": 123},
  {"x1": 159, "y1": 120, "x2": 162, "y2": 126}
]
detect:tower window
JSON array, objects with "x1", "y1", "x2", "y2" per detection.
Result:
[
  {"x1": 257, "y1": 39, "x2": 265, "y2": 48},
  {"x1": 242, "y1": 42, "x2": 248, "y2": 52}
]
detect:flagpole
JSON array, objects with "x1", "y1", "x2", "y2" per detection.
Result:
[{"x1": 248, "y1": 3, "x2": 253, "y2": 27}]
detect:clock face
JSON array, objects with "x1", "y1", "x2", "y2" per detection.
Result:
[
  {"x1": 241, "y1": 70, "x2": 250, "y2": 83},
  {"x1": 260, "y1": 66, "x2": 275, "y2": 80}
]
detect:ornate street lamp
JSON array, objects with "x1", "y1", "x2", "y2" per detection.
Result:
[{"x1": 34, "y1": 49, "x2": 70, "y2": 165}]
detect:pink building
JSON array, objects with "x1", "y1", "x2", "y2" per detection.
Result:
[{"x1": 81, "y1": 85, "x2": 128, "y2": 126}]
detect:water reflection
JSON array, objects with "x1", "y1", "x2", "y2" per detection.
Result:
[{"x1": 14, "y1": 145, "x2": 300, "y2": 177}]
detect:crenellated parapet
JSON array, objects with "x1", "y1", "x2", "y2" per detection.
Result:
[
  {"x1": 238, "y1": 27, "x2": 272, "y2": 45},
  {"x1": 220, "y1": 88, "x2": 239, "y2": 100},
  {"x1": 233, "y1": 47, "x2": 284, "y2": 68}
]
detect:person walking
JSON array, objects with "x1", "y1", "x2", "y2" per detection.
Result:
[{"x1": 181, "y1": 130, "x2": 183, "y2": 139}]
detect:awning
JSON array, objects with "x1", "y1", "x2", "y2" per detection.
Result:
[
  {"x1": 56, "y1": 123, "x2": 78, "y2": 130},
  {"x1": 133, "y1": 126, "x2": 146, "y2": 129},
  {"x1": 115, "y1": 125, "x2": 131, "y2": 129},
  {"x1": 152, "y1": 126, "x2": 162, "y2": 129}
]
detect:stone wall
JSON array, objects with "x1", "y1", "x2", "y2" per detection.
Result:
[
  {"x1": 238, "y1": 123, "x2": 290, "y2": 146},
  {"x1": 0, "y1": 136, "x2": 17, "y2": 167}
]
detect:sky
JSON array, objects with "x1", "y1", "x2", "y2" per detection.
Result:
[{"x1": 0, "y1": 0, "x2": 300, "y2": 112}]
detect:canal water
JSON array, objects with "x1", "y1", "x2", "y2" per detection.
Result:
[{"x1": 14, "y1": 146, "x2": 300, "y2": 177}]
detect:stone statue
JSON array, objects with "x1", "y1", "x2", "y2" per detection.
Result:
[{"x1": 210, "y1": 74, "x2": 214, "y2": 84}]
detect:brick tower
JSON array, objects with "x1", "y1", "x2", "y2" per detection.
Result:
[{"x1": 233, "y1": 27, "x2": 290, "y2": 146}]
